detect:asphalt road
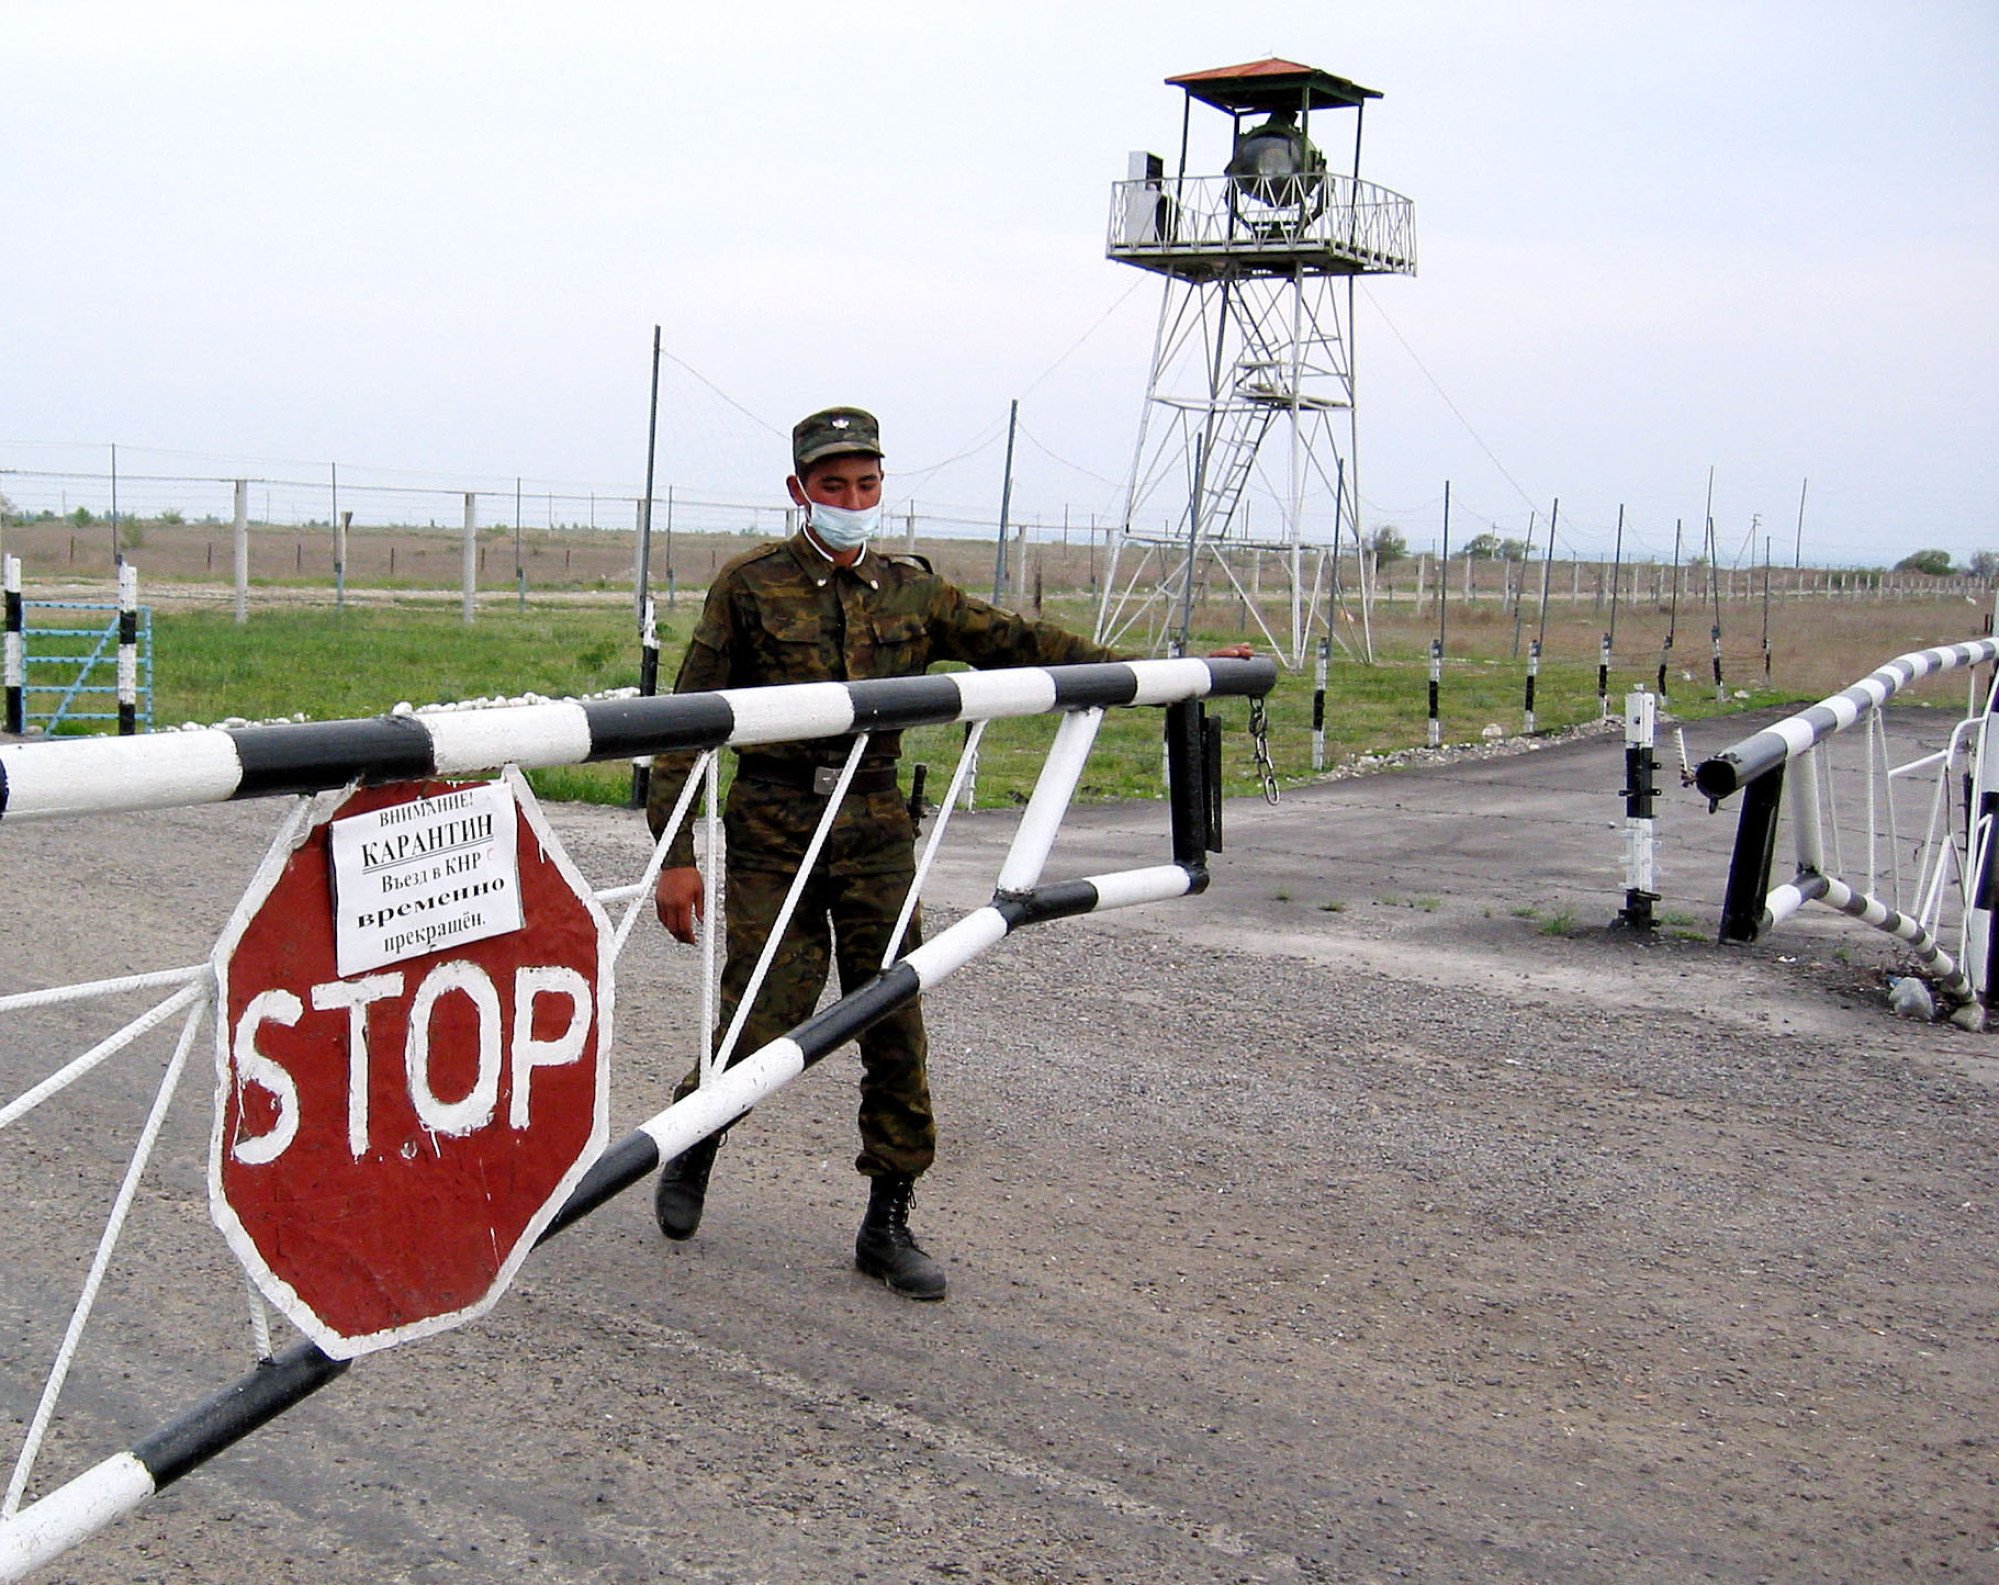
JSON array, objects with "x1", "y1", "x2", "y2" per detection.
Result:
[{"x1": 2, "y1": 707, "x2": 1994, "y2": 1583}]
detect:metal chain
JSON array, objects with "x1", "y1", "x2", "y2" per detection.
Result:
[{"x1": 1248, "y1": 696, "x2": 1280, "y2": 805}]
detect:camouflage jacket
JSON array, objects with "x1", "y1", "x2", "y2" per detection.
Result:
[{"x1": 646, "y1": 532, "x2": 1120, "y2": 861}]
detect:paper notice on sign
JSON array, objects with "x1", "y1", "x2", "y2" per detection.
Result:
[{"x1": 330, "y1": 782, "x2": 524, "y2": 976}]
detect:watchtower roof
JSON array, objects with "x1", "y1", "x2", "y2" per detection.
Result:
[{"x1": 1165, "y1": 58, "x2": 1381, "y2": 115}]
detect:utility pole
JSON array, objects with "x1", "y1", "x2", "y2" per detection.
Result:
[
  {"x1": 991, "y1": 398, "x2": 1019, "y2": 605},
  {"x1": 637, "y1": 324, "x2": 662, "y2": 623}
]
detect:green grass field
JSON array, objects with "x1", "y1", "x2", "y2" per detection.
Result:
[{"x1": 124, "y1": 594, "x2": 1820, "y2": 811}]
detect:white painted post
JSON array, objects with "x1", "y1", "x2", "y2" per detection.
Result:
[
  {"x1": 3, "y1": 554, "x2": 22, "y2": 734},
  {"x1": 1311, "y1": 636, "x2": 1328, "y2": 771},
  {"x1": 461, "y1": 492, "x2": 477, "y2": 626},
  {"x1": 116, "y1": 561, "x2": 138, "y2": 735},
  {"x1": 1620, "y1": 690, "x2": 1658, "y2": 928},
  {"x1": 232, "y1": 480, "x2": 249, "y2": 625}
]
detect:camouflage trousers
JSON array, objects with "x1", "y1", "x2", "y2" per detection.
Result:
[{"x1": 673, "y1": 779, "x2": 932, "y2": 1178}]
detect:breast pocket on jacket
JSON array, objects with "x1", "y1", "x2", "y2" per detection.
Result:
[
  {"x1": 752, "y1": 606, "x2": 826, "y2": 682},
  {"x1": 866, "y1": 608, "x2": 929, "y2": 679}
]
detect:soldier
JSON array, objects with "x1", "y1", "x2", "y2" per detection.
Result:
[{"x1": 646, "y1": 406, "x2": 1135, "y2": 1301}]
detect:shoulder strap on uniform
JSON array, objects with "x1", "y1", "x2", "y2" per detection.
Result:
[
  {"x1": 716, "y1": 539, "x2": 793, "y2": 580},
  {"x1": 882, "y1": 551, "x2": 935, "y2": 574}
]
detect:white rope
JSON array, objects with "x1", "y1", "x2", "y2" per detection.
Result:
[
  {"x1": 4, "y1": 988, "x2": 207, "y2": 1517},
  {"x1": 0, "y1": 977, "x2": 209, "y2": 1132},
  {"x1": 0, "y1": 965, "x2": 207, "y2": 1016},
  {"x1": 710, "y1": 734, "x2": 870, "y2": 1076},
  {"x1": 882, "y1": 720, "x2": 987, "y2": 969}
]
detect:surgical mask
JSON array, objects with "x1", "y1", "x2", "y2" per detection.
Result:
[{"x1": 807, "y1": 497, "x2": 881, "y2": 552}]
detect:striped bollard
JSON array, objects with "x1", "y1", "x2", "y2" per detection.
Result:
[
  {"x1": 4, "y1": 555, "x2": 22, "y2": 735},
  {"x1": 1618, "y1": 690, "x2": 1659, "y2": 929},
  {"x1": 116, "y1": 560, "x2": 138, "y2": 736},
  {"x1": 1524, "y1": 639, "x2": 1540, "y2": 734},
  {"x1": 1598, "y1": 633, "x2": 1611, "y2": 721},
  {"x1": 627, "y1": 596, "x2": 659, "y2": 810},
  {"x1": 1311, "y1": 636, "x2": 1328, "y2": 771},
  {"x1": 1426, "y1": 638, "x2": 1442, "y2": 748},
  {"x1": 1710, "y1": 622, "x2": 1725, "y2": 703}
]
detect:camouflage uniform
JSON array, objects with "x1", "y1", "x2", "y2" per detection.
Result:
[{"x1": 648, "y1": 530, "x2": 1118, "y2": 1178}]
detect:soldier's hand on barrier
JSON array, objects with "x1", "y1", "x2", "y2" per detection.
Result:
[
  {"x1": 655, "y1": 866, "x2": 706, "y2": 945},
  {"x1": 1208, "y1": 643, "x2": 1254, "y2": 660}
]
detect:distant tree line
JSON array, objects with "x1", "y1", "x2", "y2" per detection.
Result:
[{"x1": 1352, "y1": 524, "x2": 1998, "y2": 581}]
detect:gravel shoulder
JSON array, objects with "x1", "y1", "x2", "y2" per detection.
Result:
[{"x1": 2, "y1": 709, "x2": 1995, "y2": 1583}]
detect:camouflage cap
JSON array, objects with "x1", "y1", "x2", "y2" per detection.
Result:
[{"x1": 792, "y1": 407, "x2": 883, "y2": 472}]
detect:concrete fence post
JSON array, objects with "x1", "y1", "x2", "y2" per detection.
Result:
[
  {"x1": 232, "y1": 481, "x2": 249, "y2": 625},
  {"x1": 461, "y1": 493, "x2": 477, "y2": 626}
]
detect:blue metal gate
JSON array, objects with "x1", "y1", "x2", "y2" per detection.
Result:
[{"x1": 16, "y1": 600, "x2": 153, "y2": 734}]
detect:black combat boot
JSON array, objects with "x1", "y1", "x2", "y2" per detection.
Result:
[
  {"x1": 653, "y1": 1133, "x2": 721, "y2": 1242},
  {"x1": 855, "y1": 1174, "x2": 947, "y2": 1301}
]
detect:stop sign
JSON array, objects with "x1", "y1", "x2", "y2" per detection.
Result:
[{"x1": 210, "y1": 771, "x2": 612, "y2": 1360}]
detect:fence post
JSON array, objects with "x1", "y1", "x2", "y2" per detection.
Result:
[
  {"x1": 1618, "y1": 690, "x2": 1660, "y2": 929},
  {"x1": 1311, "y1": 636, "x2": 1328, "y2": 771},
  {"x1": 461, "y1": 492, "x2": 478, "y2": 626},
  {"x1": 117, "y1": 561, "x2": 138, "y2": 736},
  {"x1": 232, "y1": 480, "x2": 249, "y2": 625},
  {"x1": 335, "y1": 510, "x2": 351, "y2": 610},
  {"x1": 1717, "y1": 764, "x2": 1787, "y2": 942},
  {"x1": 3, "y1": 554, "x2": 21, "y2": 734},
  {"x1": 1427, "y1": 637, "x2": 1442, "y2": 748}
]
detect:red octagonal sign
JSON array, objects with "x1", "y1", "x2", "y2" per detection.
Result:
[{"x1": 211, "y1": 771, "x2": 612, "y2": 1359}]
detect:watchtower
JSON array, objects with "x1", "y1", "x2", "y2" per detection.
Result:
[{"x1": 1093, "y1": 58, "x2": 1416, "y2": 664}]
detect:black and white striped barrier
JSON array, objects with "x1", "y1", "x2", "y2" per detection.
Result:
[
  {"x1": 1699, "y1": 637, "x2": 1999, "y2": 951},
  {"x1": 3, "y1": 557, "x2": 21, "y2": 737},
  {"x1": 1694, "y1": 639, "x2": 1999, "y2": 804},
  {"x1": 0, "y1": 657, "x2": 1276, "y2": 824},
  {"x1": 0, "y1": 661, "x2": 1261, "y2": 1578},
  {"x1": 1760, "y1": 871, "x2": 1974, "y2": 997},
  {"x1": 1597, "y1": 633, "x2": 1611, "y2": 722}
]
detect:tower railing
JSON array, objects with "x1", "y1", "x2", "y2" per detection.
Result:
[{"x1": 1107, "y1": 174, "x2": 1418, "y2": 276}]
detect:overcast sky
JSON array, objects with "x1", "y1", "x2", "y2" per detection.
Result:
[{"x1": 4, "y1": 1, "x2": 1994, "y2": 567}]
